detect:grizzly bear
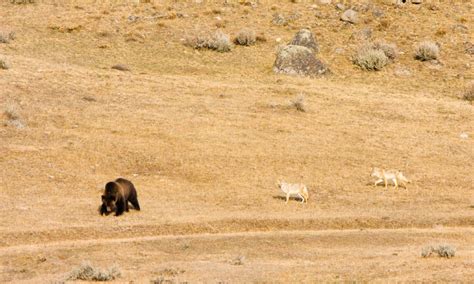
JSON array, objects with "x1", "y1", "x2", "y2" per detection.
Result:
[{"x1": 100, "y1": 178, "x2": 140, "y2": 216}]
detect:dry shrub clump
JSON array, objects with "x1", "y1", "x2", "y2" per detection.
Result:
[
  {"x1": 461, "y1": 83, "x2": 474, "y2": 102},
  {"x1": 415, "y1": 41, "x2": 440, "y2": 61},
  {"x1": 10, "y1": 0, "x2": 35, "y2": 4},
  {"x1": 4, "y1": 103, "x2": 20, "y2": 121},
  {"x1": 231, "y1": 255, "x2": 245, "y2": 265},
  {"x1": 0, "y1": 31, "x2": 15, "y2": 44},
  {"x1": 234, "y1": 28, "x2": 256, "y2": 46},
  {"x1": 290, "y1": 94, "x2": 306, "y2": 112},
  {"x1": 0, "y1": 58, "x2": 9, "y2": 70},
  {"x1": 3, "y1": 102, "x2": 26, "y2": 129},
  {"x1": 421, "y1": 245, "x2": 456, "y2": 258},
  {"x1": 353, "y1": 46, "x2": 388, "y2": 71},
  {"x1": 185, "y1": 30, "x2": 232, "y2": 52},
  {"x1": 371, "y1": 41, "x2": 398, "y2": 60},
  {"x1": 66, "y1": 261, "x2": 121, "y2": 281}
]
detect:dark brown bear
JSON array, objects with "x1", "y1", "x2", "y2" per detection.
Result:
[{"x1": 100, "y1": 178, "x2": 140, "y2": 216}]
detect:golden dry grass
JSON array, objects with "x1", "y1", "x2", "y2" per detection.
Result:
[{"x1": 1, "y1": 0, "x2": 473, "y2": 282}]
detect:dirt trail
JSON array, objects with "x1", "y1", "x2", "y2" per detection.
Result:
[
  {"x1": 2, "y1": 227, "x2": 473, "y2": 256},
  {"x1": 2, "y1": 216, "x2": 473, "y2": 249}
]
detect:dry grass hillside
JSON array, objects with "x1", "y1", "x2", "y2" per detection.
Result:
[{"x1": 1, "y1": 0, "x2": 473, "y2": 282}]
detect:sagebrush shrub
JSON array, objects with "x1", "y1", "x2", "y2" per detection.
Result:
[
  {"x1": 436, "y1": 244, "x2": 456, "y2": 258},
  {"x1": 66, "y1": 261, "x2": 121, "y2": 281},
  {"x1": 184, "y1": 30, "x2": 232, "y2": 52},
  {"x1": 3, "y1": 102, "x2": 26, "y2": 129},
  {"x1": 461, "y1": 83, "x2": 474, "y2": 102},
  {"x1": 234, "y1": 28, "x2": 256, "y2": 46},
  {"x1": 209, "y1": 30, "x2": 232, "y2": 52},
  {"x1": 11, "y1": 0, "x2": 35, "y2": 3},
  {"x1": 372, "y1": 41, "x2": 398, "y2": 60},
  {"x1": 421, "y1": 244, "x2": 456, "y2": 258},
  {"x1": 184, "y1": 34, "x2": 210, "y2": 49},
  {"x1": 4, "y1": 103, "x2": 20, "y2": 120},
  {"x1": 415, "y1": 41, "x2": 439, "y2": 61},
  {"x1": 353, "y1": 47, "x2": 388, "y2": 71},
  {"x1": 0, "y1": 34, "x2": 9, "y2": 44},
  {"x1": 290, "y1": 94, "x2": 306, "y2": 112}
]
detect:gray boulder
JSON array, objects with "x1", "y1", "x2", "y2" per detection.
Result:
[
  {"x1": 273, "y1": 45, "x2": 329, "y2": 77},
  {"x1": 341, "y1": 9, "x2": 358, "y2": 24},
  {"x1": 289, "y1": 29, "x2": 319, "y2": 52}
]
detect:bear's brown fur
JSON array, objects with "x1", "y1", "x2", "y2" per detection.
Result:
[{"x1": 100, "y1": 178, "x2": 140, "y2": 216}]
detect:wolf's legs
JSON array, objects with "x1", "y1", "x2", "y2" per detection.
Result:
[
  {"x1": 374, "y1": 178, "x2": 384, "y2": 186},
  {"x1": 297, "y1": 193, "x2": 305, "y2": 203}
]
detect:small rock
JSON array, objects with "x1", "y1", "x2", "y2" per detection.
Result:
[
  {"x1": 341, "y1": 9, "x2": 358, "y2": 24},
  {"x1": 111, "y1": 64, "x2": 131, "y2": 71},
  {"x1": 319, "y1": 0, "x2": 331, "y2": 4},
  {"x1": 394, "y1": 65, "x2": 412, "y2": 77},
  {"x1": 425, "y1": 60, "x2": 443, "y2": 70},
  {"x1": 128, "y1": 15, "x2": 139, "y2": 22},
  {"x1": 411, "y1": 0, "x2": 422, "y2": 4},
  {"x1": 7, "y1": 119, "x2": 25, "y2": 129},
  {"x1": 289, "y1": 29, "x2": 319, "y2": 52},
  {"x1": 394, "y1": 0, "x2": 407, "y2": 6},
  {"x1": 272, "y1": 13, "x2": 287, "y2": 26},
  {"x1": 460, "y1": 132, "x2": 469, "y2": 139},
  {"x1": 372, "y1": 7, "x2": 384, "y2": 18},
  {"x1": 452, "y1": 24, "x2": 468, "y2": 34},
  {"x1": 314, "y1": 11, "x2": 326, "y2": 19},
  {"x1": 0, "y1": 59, "x2": 9, "y2": 70},
  {"x1": 464, "y1": 42, "x2": 474, "y2": 55},
  {"x1": 351, "y1": 27, "x2": 372, "y2": 41},
  {"x1": 335, "y1": 3, "x2": 345, "y2": 10}
]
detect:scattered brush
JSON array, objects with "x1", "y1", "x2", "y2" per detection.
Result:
[
  {"x1": 353, "y1": 46, "x2": 388, "y2": 71},
  {"x1": 210, "y1": 31, "x2": 232, "y2": 52},
  {"x1": 371, "y1": 41, "x2": 398, "y2": 60},
  {"x1": 234, "y1": 28, "x2": 256, "y2": 46},
  {"x1": 290, "y1": 94, "x2": 306, "y2": 112},
  {"x1": 0, "y1": 32, "x2": 15, "y2": 44},
  {"x1": 184, "y1": 30, "x2": 232, "y2": 52},
  {"x1": 231, "y1": 255, "x2": 245, "y2": 265},
  {"x1": 461, "y1": 83, "x2": 474, "y2": 102},
  {"x1": 10, "y1": 0, "x2": 35, "y2": 4},
  {"x1": 3, "y1": 102, "x2": 26, "y2": 129},
  {"x1": 151, "y1": 268, "x2": 185, "y2": 284},
  {"x1": 415, "y1": 41, "x2": 440, "y2": 61},
  {"x1": 152, "y1": 276, "x2": 176, "y2": 284},
  {"x1": 4, "y1": 103, "x2": 20, "y2": 121},
  {"x1": 184, "y1": 34, "x2": 210, "y2": 50},
  {"x1": 65, "y1": 261, "x2": 121, "y2": 281},
  {"x1": 421, "y1": 244, "x2": 456, "y2": 258}
]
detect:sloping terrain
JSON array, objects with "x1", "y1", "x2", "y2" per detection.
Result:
[{"x1": 1, "y1": 0, "x2": 473, "y2": 282}]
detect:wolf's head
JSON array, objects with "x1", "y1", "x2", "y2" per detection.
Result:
[{"x1": 371, "y1": 167, "x2": 381, "y2": 178}]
